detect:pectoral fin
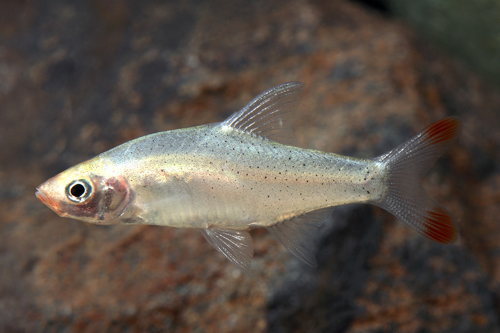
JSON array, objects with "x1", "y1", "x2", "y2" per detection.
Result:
[
  {"x1": 267, "y1": 208, "x2": 333, "y2": 267},
  {"x1": 200, "y1": 228, "x2": 254, "y2": 271}
]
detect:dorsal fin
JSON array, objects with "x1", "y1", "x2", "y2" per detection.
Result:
[{"x1": 222, "y1": 82, "x2": 304, "y2": 143}]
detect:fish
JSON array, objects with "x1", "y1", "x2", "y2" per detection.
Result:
[{"x1": 35, "y1": 82, "x2": 462, "y2": 270}]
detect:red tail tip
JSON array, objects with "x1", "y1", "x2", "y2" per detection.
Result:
[
  {"x1": 422, "y1": 207, "x2": 459, "y2": 244},
  {"x1": 423, "y1": 117, "x2": 462, "y2": 145}
]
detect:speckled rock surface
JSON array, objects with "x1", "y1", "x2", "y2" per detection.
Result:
[{"x1": 1, "y1": 0, "x2": 500, "y2": 332}]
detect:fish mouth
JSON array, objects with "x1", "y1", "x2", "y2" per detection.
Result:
[{"x1": 35, "y1": 188, "x2": 60, "y2": 214}]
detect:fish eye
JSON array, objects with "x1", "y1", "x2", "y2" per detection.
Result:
[{"x1": 66, "y1": 179, "x2": 93, "y2": 203}]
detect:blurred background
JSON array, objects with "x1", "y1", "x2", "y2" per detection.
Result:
[{"x1": 1, "y1": 0, "x2": 500, "y2": 331}]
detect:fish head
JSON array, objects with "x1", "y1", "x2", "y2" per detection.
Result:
[{"x1": 35, "y1": 160, "x2": 132, "y2": 224}]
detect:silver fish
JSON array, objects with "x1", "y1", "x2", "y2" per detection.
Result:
[{"x1": 36, "y1": 82, "x2": 462, "y2": 270}]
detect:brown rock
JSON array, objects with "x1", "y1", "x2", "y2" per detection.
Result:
[{"x1": 1, "y1": 0, "x2": 499, "y2": 331}]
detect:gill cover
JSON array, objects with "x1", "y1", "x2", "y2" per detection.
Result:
[{"x1": 94, "y1": 176, "x2": 131, "y2": 222}]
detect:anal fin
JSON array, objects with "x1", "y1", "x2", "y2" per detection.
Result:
[
  {"x1": 200, "y1": 228, "x2": 254, "y2": 271},
  {"x1": 267, "y1": 208, "x2": 333, "y2": 267}
]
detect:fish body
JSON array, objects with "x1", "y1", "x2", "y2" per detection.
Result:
[
  {"x1": 93, "y1": 124, "x2": 384, "y2": 229},
  {"x1": 36, "y1": 82, "x2": 462, "y2": 269}
]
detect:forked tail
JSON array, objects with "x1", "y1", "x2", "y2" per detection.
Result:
[{"x1": 374, "y1": 117, "x2": 462, "y2": 243}]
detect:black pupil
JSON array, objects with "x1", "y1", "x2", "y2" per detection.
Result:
[{"x1": 70, "y1": 183, "x2": 86, "y2": 198}]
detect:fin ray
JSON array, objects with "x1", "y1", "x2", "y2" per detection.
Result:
[
  {"x1": 200, "y1": 228, "x2": 253, "y2": 270},
  {"x1": 267, "y1": 208, "x2": 333, "y2": 266},
  {"x1": 222, "y1": 82, "x2": 304, "y2": 143},
  {"x1": 374, "y1": 117, "x2": 462, "y2": 244}
]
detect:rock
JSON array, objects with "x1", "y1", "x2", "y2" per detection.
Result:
[{"x1": 1, "y1": 0, "x2": 500, "y2": 331}]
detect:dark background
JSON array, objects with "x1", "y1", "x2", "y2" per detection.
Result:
[{"x1": 1, "y1": 0, "x2": 500, "y2": 331}]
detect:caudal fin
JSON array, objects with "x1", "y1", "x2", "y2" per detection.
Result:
[{"x1": 374, "y1": 117, "x2": 462, "y2": 244}]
